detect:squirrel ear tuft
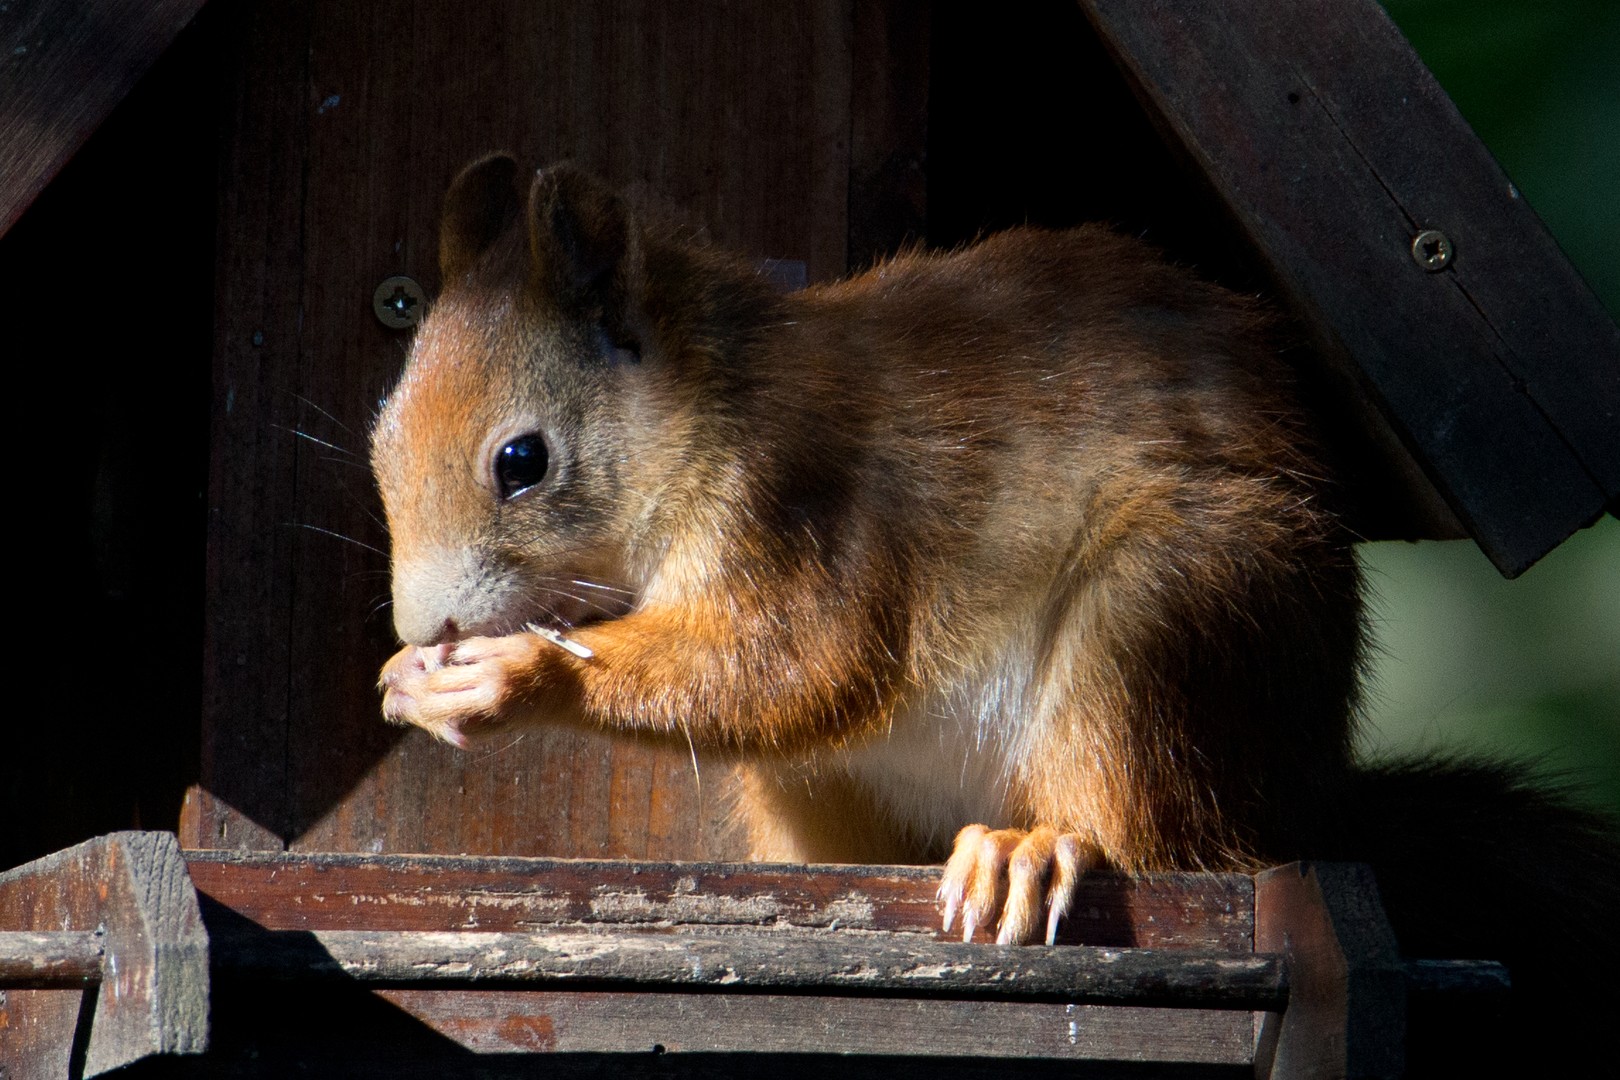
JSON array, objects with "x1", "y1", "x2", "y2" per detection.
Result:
[
  {"x1": 527, "y1": 163, "x2": 632, "y2": 306},
  {"x1": 439, "y1": 153, "x2": 523, "y2": 283}
]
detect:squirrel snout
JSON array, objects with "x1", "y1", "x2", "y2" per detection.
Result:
[
  {"x1": 391, "y1": 546, "x2": 530, "y2": 646},
  {"x1": 389, "y1": 548, "x2": 486, "y2": 646}
]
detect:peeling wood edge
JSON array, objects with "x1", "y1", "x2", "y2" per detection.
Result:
[
  {"x1": 208, "y1": 927, "x2": 1292, "y2": 1009},
  {"x1": 184, "y1": 847, "x2": 938, "y2": 882},
  {"x1": 182, "y1": 849, "x2": 1261, "y2": 951}
]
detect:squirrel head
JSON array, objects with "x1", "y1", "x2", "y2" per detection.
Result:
[{"x1": 372, "y1": 156, "x2": 671, "y2": 647}]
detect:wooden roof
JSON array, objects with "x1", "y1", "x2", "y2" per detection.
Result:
[{"x1": 1081, "y1": 0, "x2": 1619, "y2": 576}]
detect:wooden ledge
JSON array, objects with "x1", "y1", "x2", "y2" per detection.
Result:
[
  {"x1": 3, "y1": 835, "x2": 1509, "y2": 1075},
  {"x1": 182, "y1": 848, "x2": 1256, "y2": 950}
]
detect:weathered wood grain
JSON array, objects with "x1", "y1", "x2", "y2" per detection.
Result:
[
  {"x1": 185, "y1": 0, "x2": 315, "y2": 855},
  {"x1": 188, "y1": 850, "x2": 1271, "y2": 1065},
  {"x1": 370, "y1": 991, "x2": 1260, "y2": 1063},
  {"x1": 7, "y1": 841, "x2": 1516, "y2": 1071},
  {"x1": 0, "y1": 833, "x2": 210, "y2": 1077},
  {"x1": 1079, "y1": 0, "x2": 1619, "y2": 575},
  {"x1": 0, "y1": 0, "x2": 207, "y2": 236},
  {"x1": 210, "y1": 927, "x2": 1288, "y2": 1009},
  {"x1": 204, "y1": 979, "x2": 1258, "y2": 1071},
  {"x1": 184, "y1": 851, "x2": 1258, "y2": 951}
]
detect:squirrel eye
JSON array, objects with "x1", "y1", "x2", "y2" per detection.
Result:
[{"x1": 494, "y1": 433, "x2": 550, "y2": 499}]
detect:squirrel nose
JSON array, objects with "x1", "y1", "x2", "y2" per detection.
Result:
[
  {"x1": 405, "y1": 617, "x2": 460, "y2": 648},
  {"x1": 392, "y1": 593, "x2": 461, "y2": 647},
  {"x1": 391, "y1": 546, "x2": 514, "y2": 644}
]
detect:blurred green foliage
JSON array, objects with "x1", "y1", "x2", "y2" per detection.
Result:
[
  {"x1": 1360, "y1": 2, "x2": 1619, "y2": 816},
  {"x1": 1360, "y1": 518, "x2": 1620, "y2": 814}
]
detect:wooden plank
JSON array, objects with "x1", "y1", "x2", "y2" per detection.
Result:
[
  {"x1": 184, "y1": 852, "x2": 1257, "y2": 951},
  {"x1": 0, "y1": 833, "x2": 209, "y2": 1078},
  {"x1": 183, "y1": 0, "x2": 314, "y2": 853},
  {"x1": 183, "y1": 851, "x2": 1265, "y2": 1065},
  {"x1": 1254, "y1": 862, "x2": 1406, "y2": 1080},
  {"x1": 371, "y1": 991, "x2": 1258, "y2": 1063},
  {"x1": 0, "y1": 0, "x2": 207, "y2": 236},
  {"x1": 200, "y1": 977, "x2": 1256, "y2": 1071},
  {"x1": 1079, "y1": 0, "x2": 1618, "y2": 575},
  {"x1": 209, "y1": 928, "x2": 1286, "y2": 1007},
  {"x1": 184, "y1": 851, "x2": 1267, "y2": 1065},
  {"x1": 275, "y1": 0, "x2": 467, "y2": 858}
]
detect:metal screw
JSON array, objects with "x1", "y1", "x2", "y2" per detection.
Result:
[
  {"x1": 373, "y1": 276, "x2": 426, "y2": 329},
  {"x1": 1411, "y1": 230, "x2": 1453, "y2": 272}
]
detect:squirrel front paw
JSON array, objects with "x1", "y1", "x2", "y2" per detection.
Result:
[
  {"x1": 378, "y1": 634, "x2": 545, "y2": 749},
  {"x1": 937, "y1": 824, "x2": 1103, "y2": 945}
]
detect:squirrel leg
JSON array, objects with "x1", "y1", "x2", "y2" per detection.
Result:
[
  {"x1": 938, "y1": 824, "x2": 1102, "y2": 945},
  {"x1": 378, "y1": 581, "x2": 902, "y2": 754}
]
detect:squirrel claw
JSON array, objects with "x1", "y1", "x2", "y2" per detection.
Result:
[{"x1": 937, "y1": 824, "x2": 1101, "y2": 945}]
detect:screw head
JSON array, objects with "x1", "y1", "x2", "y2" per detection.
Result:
[
  {"x1": 1411, "y1": 230, "x2": 1453, "y2": 272},
  {"x1": 373, "y1": 275, "x2": 426, "y2": 329}
]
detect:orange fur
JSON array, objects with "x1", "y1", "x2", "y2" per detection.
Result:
[
  {"x1": 375, "y1": 156, "x2": 1362, "y2": 879},
  {"x1": 373, "y1": 164, "x2": 1620, "y2": 1055}
]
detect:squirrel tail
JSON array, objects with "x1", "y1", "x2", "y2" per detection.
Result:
[{"x1": 1321, "y1": 758, "x2": 1620, "y2": 1072}]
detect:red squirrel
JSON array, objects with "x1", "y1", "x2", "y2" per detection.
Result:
[{"x1": 374, "y1": 158, "x2": 1618, "y2": 993}]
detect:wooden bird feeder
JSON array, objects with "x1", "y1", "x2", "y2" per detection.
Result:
[{"x1": 2, "y1": 0, "x2": 1614, "y2": 1075}]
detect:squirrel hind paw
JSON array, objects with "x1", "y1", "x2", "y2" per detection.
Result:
[{"x1": 937, "y1": 824, "x2": 1102, "y2": 945}]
